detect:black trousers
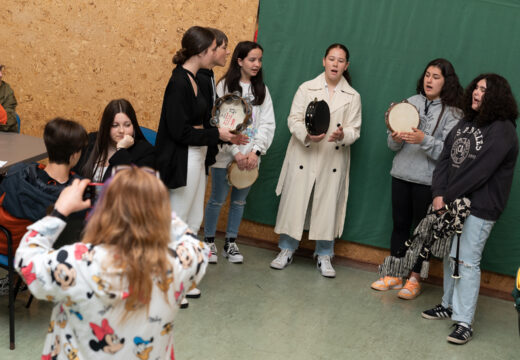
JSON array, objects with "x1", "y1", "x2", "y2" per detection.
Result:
[{"x1": 390, "y1": 177, "x2": 432, "y2": 273}]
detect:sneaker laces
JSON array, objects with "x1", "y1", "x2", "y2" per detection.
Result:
[
  {"x1": 209, "y1": 243, "x2": 217, "y2": 254},
  {"x1": 227, "y1": 242, "x2": 240, "y2": 255},
  {"x1": 452, "y1": 323, "x2": 471, "y2": 334},
  {"x1": 276, "y1": 249, "x2": 292, "y2": 261}
]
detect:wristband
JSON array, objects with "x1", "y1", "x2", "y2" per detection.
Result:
[{"x1": 50, "y1": 208, "x2": 68, "y2": 221}]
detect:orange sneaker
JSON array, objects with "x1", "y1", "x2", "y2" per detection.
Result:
[
  {"x1": 398, "y1": 277, "x2": 421, "y2": 299},
  {"x1": 371, "y1": 276, "x2": 403, "y2": 291}
]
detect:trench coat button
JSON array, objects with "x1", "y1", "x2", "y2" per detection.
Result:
[
  {"x1": 335, "y1": 146, "x2": 339, "y2": 150},
  {"x1": 332, "y1": 168, "x2": 337, "y2": 172},
  {"x1": 299, "y1": 165, "x2": 303, "y2": 169},
  {"x1": 342, "y1": 144, "x2": 345, "y2": 147}
]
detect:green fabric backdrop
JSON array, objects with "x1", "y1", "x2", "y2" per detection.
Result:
[{"x1": 243, "y1": 0, "x2": 520, "y2": 275}]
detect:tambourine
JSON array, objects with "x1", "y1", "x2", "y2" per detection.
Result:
[
  {"x1": 305, "y1": 98, "x2": 330, "y2": 135},
  {"x1": 211, "y1": 92, "x2": 253, "y2": 134},
  {"x1": 385, "y1": 101, "x2": 420, "y2": 133},
  {"x1": 226, "y1": 161, "x2": 258, "y2": 189}
]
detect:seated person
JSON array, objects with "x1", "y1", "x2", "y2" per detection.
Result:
[
  {"x1": 0, "y1": 117, "x2": 88, "y2": 256},
  {"x1": 0, "y1": 64, "x2": 18, "y2": 132},
  {"x1": 74, "y1": 99, "x2": 155, "y2": 182}
]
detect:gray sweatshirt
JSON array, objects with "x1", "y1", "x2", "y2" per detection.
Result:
[{"x1": 388, "y1": 94, "x2": 461, "y2": 185}]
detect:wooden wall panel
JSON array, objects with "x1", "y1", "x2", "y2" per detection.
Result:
[{"x1": 1, "y1": 0, "x2": 258, "y2": 135}]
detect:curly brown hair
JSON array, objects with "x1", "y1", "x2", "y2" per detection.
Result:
[
  {"x1": 463, "y1": 73, "x2": 518, "y2": 127},
  {"x1": 416, "y1": 58, "x2": 463, "y2": 108}
]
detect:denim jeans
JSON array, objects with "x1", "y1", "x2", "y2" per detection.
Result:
[
  {"x1": 203, "y1": 167, "x2": 251, "y2": 238},
  {"x1": 278, "y1": 233, "x2": 334, "y2": 257},
  {"x1": 441, "y1": 214, "x2": 495, "y2": 325}
]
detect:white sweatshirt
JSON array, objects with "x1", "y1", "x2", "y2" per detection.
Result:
[{"x1": 212, "y1": 81, "x2": 276, "y2": 168}]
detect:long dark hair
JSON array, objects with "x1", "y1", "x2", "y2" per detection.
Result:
[
  {"x1": 463, "y1": 73, "x2": 518, "y2": 127},
  {"x1": 172, "y1": 26, "x2": 215, "y2": 65},
  {"x1": 416, "y1": 58, "x2": 463, "y2": 108},
  {"x1": 82, "y1": 99, "x2": 145, "y2": 179},
  {"x1": 220, "y1": 41, "x2": 266, "y2": 106},
  {"x1": 324, "y1": 43, "x2": 351, "y2": 84}
]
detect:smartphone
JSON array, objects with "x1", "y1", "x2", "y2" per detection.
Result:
[{"x1": 82, "y1": 182, "x2": 103, "y2": 204}]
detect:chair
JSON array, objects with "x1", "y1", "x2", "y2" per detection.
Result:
[
  {"x1": 0, "y1": 225, "x2": 33, "y2": 350},
  {"x1": 0, "y1": 225, "x2": 16, "y2": 350},
  {"x1": 140, "y1": 126, "x2": 157, "y2": 146},
  {"x1": 15, "y1": 113, "x2": 20, "y2": 133}
]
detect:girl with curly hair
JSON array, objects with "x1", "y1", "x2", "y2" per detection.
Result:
[
  {"x1": 371, "y1": 59, "x2": 463, "y2": 299},
  {"x1": 422, "y1": 73, "x2": 518, "y2": 344}
]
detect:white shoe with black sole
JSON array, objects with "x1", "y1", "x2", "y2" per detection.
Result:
[
  {"x1": 180, "y1": 297, "x2": 189, "y2": 309},
  {"x1": 186, "y1": 287, "x2": 201, "y2": 298}
]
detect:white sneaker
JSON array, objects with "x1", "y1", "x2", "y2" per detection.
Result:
[
  {"x1": 317, "y1": 255, "x2": 336, "y2": 278},
  {"x1": 186, "y1": 287, "x2": 201, "y2": 298},
  {"x1": 270, "y1": 249, "x2": 294, "y2": 270},
  {"x1": 223, "y1": 242, "x2": 244, "y2": 263},
  {"x1": 180, "y1": 297, "x2": 189, "y2": 309},
  {"x1": 208, "y1": 242, "x2": 218, "y2": 264}
]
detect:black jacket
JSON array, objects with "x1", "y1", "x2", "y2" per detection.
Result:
[
  {"x1": 155, "y1": 66, "x2": 219, "y2": 188},
  {"x1": 432, "y1": 119, "x2": 519, "y2": 221},
  {"x1": 197, "y1": 68, "x2": 220, "y2": 172},
  {"x1": 74, "y1": 132, "x2": 156, "y2": 182}
]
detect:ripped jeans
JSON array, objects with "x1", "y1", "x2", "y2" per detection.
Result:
[
  {"x1": 203, "y1": 167, "x2": 251, "y2": 239},
  {"x1": 441, "y1": 215, "x2": 495, "y2": 325}
]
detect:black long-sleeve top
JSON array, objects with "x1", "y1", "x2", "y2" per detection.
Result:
[
  {"x1": 155, "y1": 66, "x2": 220, "y2": 188},
  {"x1": 432, "y1": 118, "x2": 518, "y2": 221},
  {"x1": 73, "y1": 132, "x2": 156, "y2": 182}
]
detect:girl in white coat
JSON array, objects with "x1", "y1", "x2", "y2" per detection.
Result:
[
  {"x1": 270, "y1": 43, "x2": 362, "y2": 278},
  {"x1": 203, "y1": 41, "x2": 275, "y2": 264}
]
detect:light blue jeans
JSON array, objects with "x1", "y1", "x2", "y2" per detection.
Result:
[
  {"x1": 279, "y1": 233, "x2": 334, "y2": 257},
  {"x1": 441, "y1": 215, "x2": 495, "y2": 325},
  {"x1": 203, "y1": 167, "x2": 251, "y2": 238}
]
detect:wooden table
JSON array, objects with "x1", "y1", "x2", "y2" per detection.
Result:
[{"x1": 0, "y1": 132, "x2": 47, "y2": 174}]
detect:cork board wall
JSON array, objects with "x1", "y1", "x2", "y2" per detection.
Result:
[{"x1": 1, "y1": 0, "x2": 259, "y2": 135}]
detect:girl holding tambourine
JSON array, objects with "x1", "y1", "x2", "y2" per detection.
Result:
[
  {"x1": 270, "y1": 43, "x2": 361, "y2": 278},
  {"x1": 370, "y1": 58, "x2": 463, "y2": 299},
  {"x1": 203, "y1": 41, "x2": 275, "y2": 264}
]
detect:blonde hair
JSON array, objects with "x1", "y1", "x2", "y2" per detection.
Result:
[{"x1": 82, "y1": 168, "x2": 171, "y2": 312}]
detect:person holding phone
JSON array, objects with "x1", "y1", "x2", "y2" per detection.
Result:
[
  {"x1": 15, "y1": 168, "x2": 209, "y2": 358},
  {"x1": 0, "y1": 118, "x2": 87, "y2": 294}
]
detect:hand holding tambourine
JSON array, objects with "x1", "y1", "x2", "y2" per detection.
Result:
[
  {"x1": 305, "y1": 98, "x2": 330, "y2": 136},
  {"x1": 385, "y1": 100, "x2": 420, "y2": 132},
  {"x1": 211, "y1": 92, "x2": 253, "y2": 134},
  {"x1": 385, "y1": 100, "x2": 421, "y2": 143},
  {"x1": 227, "y1": 161, "x2": 259, "y2": 189}
]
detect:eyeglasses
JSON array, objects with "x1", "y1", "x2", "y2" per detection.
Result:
[{"x1": 111, "y1": 165, "x2": 160, "y2": 179}]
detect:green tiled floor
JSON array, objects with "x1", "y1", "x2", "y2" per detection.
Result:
[{"x1": 1, "y1": 238, "x2": 518, "y2": 359}]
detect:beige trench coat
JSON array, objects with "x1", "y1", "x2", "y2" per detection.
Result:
[{"x1": 274, "y1": 73, "x2": 362, "y2": 241}]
